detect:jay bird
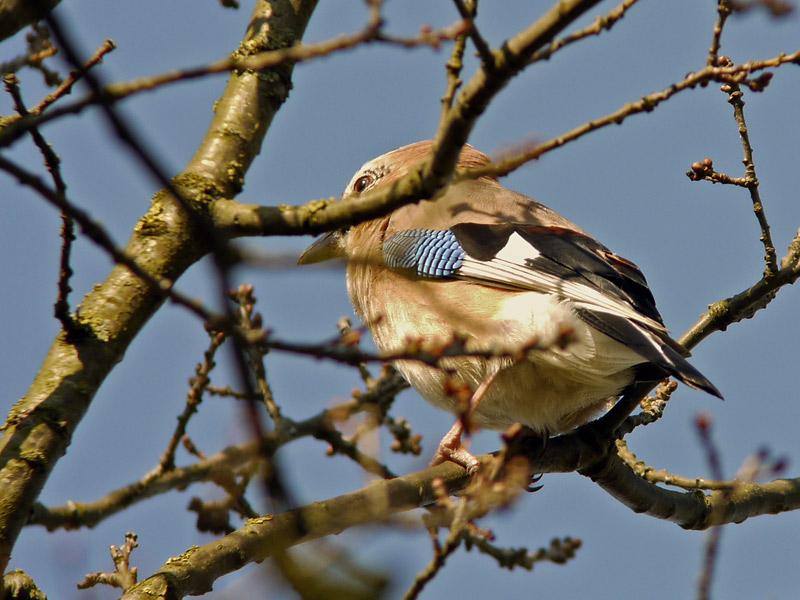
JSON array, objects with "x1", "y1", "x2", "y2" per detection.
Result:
[{"x1": 300, "y1": 141, "x2": 721, "y2": 471}]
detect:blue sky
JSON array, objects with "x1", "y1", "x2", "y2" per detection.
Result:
[{"x1": 1, "y1": 1, "x2": 799, "y2": 598}]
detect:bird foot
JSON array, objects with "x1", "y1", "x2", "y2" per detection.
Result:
[
  {"x1": 430, "y1": 421, "x2": 480, "y2": 475},
  {"x1": 501, "y1": 424, "x2": 548, "y2": 492}
]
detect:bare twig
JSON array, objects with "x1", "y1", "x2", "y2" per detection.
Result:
[
  {"x1": 628, "y1": 380, "x2": 678, "y2": 429},
  {"x1": 694, "y1": 414, "x2": 724, "y2": 600},
  {"x1": 2, "y1": 73, "x2": 79, "y2": 335},
  {"x1": 464, "y1": 533, "x2": 582, "y2": 570},
  {"x1": 464, "y1": 51, "x2": 800, "y2": 181},
  {"x1": 0, "y1": 0, "x2": 321, "y2": 575},
  {"x1": 0, "y1": 154, "x2": 217, "y2": 323},
  {"x1": 212, "y1": 50, "x2": 800, "y2": 241},
  {"x1": 42, "y1": 3, "x2": 309, "y2": 518},
  {"x1": 530, "y1": 0, "x2": 641, "y2": 64},
  {"x1": 77, "y1": 532, "x2": 139, "y2": 591},
  {"x1": 119, "y1": 448, "x2": 800, "y2": 600},
  {"x1": 617, "y1": 439, "x2": 736, "y2": 491},
  {"x1": 724, "y1": 79, "x2": 779, "y2": 275},
  {"x1": 439, "y1": 1, "x2": 473, "y2": 118},
  {"x1": 729, "y1": 0, "x2": 794, "y2": 17},
  {"x1": 32, "y1": 39, "x2": 116, "y2": 116},
  {"x1": 451, "y1": 0, "x2": 494, "y2": 66},
  {"x1": 231, "y1": 285, "x2": 284, "y2": 424},
  {"x1": 0, "y1": 23, "x2": 60, "y2": 84},
  {"x1": 28, "y1": 367, "x2": 407, "y2": 531},
  {"x1": 707, "y1": 0, "x2": 732, "y2": 66},
  {"x1": 687, "y1": 157, "x2": 749, "y2": 187},
  {"x1": 0, "y1": 20, "x2": 465, "y2": 148},
  {"x1": 262, "y1": 327, "x2": 573, "y2": 368},
  {"x1": 403, "y1": 485, "x2": 469, "y2": 600},
  {"x1": 156, "y1": 329, "x2": 227, "y2": 473},
  {"x1": 679, "y1": 229, "x2": 800, "y2": 348}
]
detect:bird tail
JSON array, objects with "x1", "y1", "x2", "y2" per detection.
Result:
[
  {"x1": 647, "y1": 341, "x2": 723, "y2": 399},
  {"x1": 575, "y1": 308, "x2": 723, "y2": 399}
]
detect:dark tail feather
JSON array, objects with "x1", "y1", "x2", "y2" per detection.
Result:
[
  {"x1": 575, "y1": 308, "x2": 723, "y2": 399},
  {"x1": 649, "y1": 344, "x2": 723, "y2": 399}
]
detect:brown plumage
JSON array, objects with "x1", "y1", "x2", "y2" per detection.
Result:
[{"x1": 300, "y1": 141, "x2": 720, "y2": 469}]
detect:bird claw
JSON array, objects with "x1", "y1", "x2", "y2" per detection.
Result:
[
  {"x1": 431, "y1": 444, "x2": 481, "y2": 475},
  {"x1": 526, "y1": 472, "x2": 544, "y2": 492},
  {"x1": 431, "y1": 421, "x2": 480, "y2": 474}
]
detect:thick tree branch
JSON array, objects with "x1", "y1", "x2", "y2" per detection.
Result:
[
  {"x1": 0, "y1": 0, "x2": 60, "y2": 43},
  {"x1": 121, "y1": 442, "x2": 800, "y2": 599},
  {"x1": 121, "y1": 462, "x2": 471, "y2": 600},
  {"x1": 0, "y1": 0, "x2": 319, "y2": 573}
]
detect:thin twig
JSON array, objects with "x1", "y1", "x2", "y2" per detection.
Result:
[
  {"x1": 0, "y1": 20, "x2": 465, "y2": 148},
  {"x1": 694, "y1": 414, "x2": 725, "y2": 600},
  {"x1": 463, "y1": 50, "x2": 800, "y2": 181},
  {"x1": 211, "y1": 50, "x2": 800, "y2": 241},
  {"x1": 451, "y1": 0, "x2": 494, "y2": 66},
  {"x1": 0, "y1": 23, "x2": 60, "y2": 84},
  {"x1": 77, "y1": 532, "x2": 139, "y2": 591},
  {"x1": 687, "y1": 157, "x2": 749, "y2": 187},
  {"x1": 28, "y1": 368, "x2": 406, "y2": 531},
  {"x1": 42, "y1": 5, "x2": 301, "y2": 514},
  {"x1": 0, "y1": 155, "x2": 217, "y2": 323},
  {"x1": 617, "y1": 439, "x2": 736, "y2": 491},
  {"x1": 156, "y1": 329, "x2": 227, "y2": 473},
  {"x1": 707, "y1": 0, "x2": 732, "y2": 66},
  {"x1": 463, "y1": 533, "x2": 582, "y2": 570},
  {"x1": 439, "y1": 1, "x2": 472, "y2": 118},
  {"x1": 530, "y1": 0, "x2": 641, "y2": 64},
  {"x1": 231, "y1": 285, "x2": 284, "y2": 424},
  {"x1": 33, "y1": 39, "x2": 116, "y2": 116},
  {"x1": 2, "y1": 73, "x2": 79, "y2": 335},
  {"x1": 403, "y1": 493, "x2": 469, "y2": 600},
  {"x1": 725, "y1": 80, "x2": 779, "y2": 275},
  {"x1": 262, "y1": 327, "x2": 573, "y2": 368}
]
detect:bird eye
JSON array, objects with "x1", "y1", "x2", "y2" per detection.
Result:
[{"x1": 353, "y1": 174, "x2": 374, "y2": 193}]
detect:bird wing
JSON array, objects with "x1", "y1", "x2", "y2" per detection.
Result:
[{"x1": 382, "y1": 223, "x2": 722, "y2": 398}]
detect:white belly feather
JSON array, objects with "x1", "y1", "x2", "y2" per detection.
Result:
[{"x1": 349, "y1": 266, "x2": 644, "y2": 433}]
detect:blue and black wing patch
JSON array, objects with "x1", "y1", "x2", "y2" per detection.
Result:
[{"x1": 383, "y1": 229, "x2": 465, "y2": 278}]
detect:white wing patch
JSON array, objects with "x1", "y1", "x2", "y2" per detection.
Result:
[{"x1": 459, "y1": 232, "x2": 667, "y2": 334}]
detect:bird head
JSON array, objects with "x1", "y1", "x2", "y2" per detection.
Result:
[{"x1": 298, "y1": 140, "x2": 495, "y2": 265}]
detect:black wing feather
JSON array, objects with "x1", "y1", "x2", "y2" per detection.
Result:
[
  {"x1": 452, "y1": 223, "x2": 662, "y2": 325},
  {"x1": 449, "y1": 222, "x2": 722, "y2": 398}
]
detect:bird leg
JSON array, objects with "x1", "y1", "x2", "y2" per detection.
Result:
[
  {"x1": 430, "y1": 419, "x2": 479, "y2": 473},
  {"x1": 430, "y1": 370, "x2": 500, "y2": 474}
]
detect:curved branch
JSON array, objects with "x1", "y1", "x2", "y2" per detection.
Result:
[
  {"x1": 581, "y1": 449, "x2": 800, "y2": 530},
  {"x1": 680, "y1": 230, "x2": 800, "y2": 348},
  {"x1": 121, "y1": 441, "x2": 800, "y2": 599}
]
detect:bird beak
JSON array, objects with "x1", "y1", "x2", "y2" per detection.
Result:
[{"x1": 298, "y1": 231, "x2": 342, "y2": 265}]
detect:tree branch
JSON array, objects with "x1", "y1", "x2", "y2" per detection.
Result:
[
  {"x1": 0, "y1": 0, "x2": 60, "y2": 43},
  {"x1": 0, "y1": 0, "x2": 319, "y2": 573},
  {"x1": 121, "y1": 443, "x2": 800, "y2": 599}
]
